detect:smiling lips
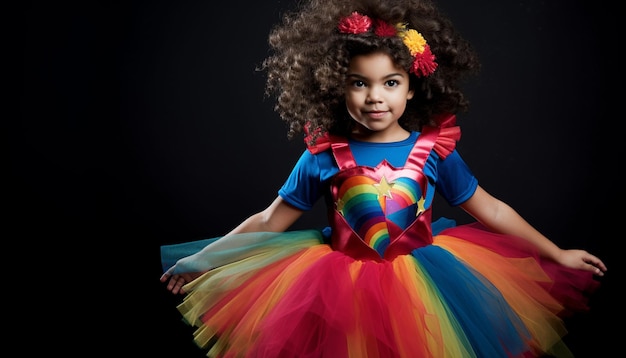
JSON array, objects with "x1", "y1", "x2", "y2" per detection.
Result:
[{"x1": 364, "y1": 110, "x2": 388, "y2": 119}]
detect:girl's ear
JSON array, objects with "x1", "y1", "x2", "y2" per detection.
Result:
[{"x1": 407, "y1": 89, "x2": 414, "y2": 100}]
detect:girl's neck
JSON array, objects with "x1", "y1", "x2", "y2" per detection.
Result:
[{"x1": 349, "y1": 127, "x2": 411, "y2": 143}]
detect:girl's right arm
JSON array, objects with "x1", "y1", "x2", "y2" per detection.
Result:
[{"x1": 160, "y1": 196, "x2": 304, "y2": 294}]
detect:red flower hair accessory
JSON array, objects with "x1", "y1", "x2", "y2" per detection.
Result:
[
  {"x1": 337, "y1": 12, "x2": 372, "y2": 34},
  {"x1": 373, "y1": 19, "x2": 397, "y2": 37},
  {"x1": 337, "y1": 12, "x2": 437, "y2": 77}
]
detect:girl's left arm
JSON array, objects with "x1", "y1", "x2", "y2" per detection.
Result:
[{"x1": 460, "y1": 185, "x2": 607, "y2": 276}]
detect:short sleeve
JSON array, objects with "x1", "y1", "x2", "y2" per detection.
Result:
[
  {"x1": 278, "y1": 149, "x2": 336, "y2": 210},
  {"x1": 435, "y1": 149, "x2": 478, "y2": 206}
]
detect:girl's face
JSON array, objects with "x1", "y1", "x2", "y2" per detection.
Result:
[{"x1": 345, "y1": 51, "x2": 414, "y2": 142}]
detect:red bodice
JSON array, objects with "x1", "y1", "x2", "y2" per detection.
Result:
[{"x1": 326, "y1": 126, "x2": 442, "y2": 261}]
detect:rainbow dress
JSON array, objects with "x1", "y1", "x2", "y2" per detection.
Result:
[{"x1": 161, "y1": 118, "x2": 599, "y2": 358}]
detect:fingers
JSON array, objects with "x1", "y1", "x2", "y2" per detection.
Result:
[
  {"x1": 159, "y1": 274, "x2": 187, "y2": 294},
  {"x1": 588, "y1": 264, "x2": 605, "y2": 276},
  {"x1": 592, "y1": 257, "x2": 607, "y2": 272},
  {"x1": 583, "y1": 253, "x2": 607, "y2": 276},
  {"x1": 160, "y1": 266, "x2": 176, "y2": 283},
  {"x1": 166, "y1": 275, "x2": 186, "y2": 294}
]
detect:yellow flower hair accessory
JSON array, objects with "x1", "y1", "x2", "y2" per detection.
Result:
[
  {"x1": 337, "y1": 12, "x2": 438, "y2": 77},
  {"x1": 396, "y1": 23, "x2": 437, "y2": 77}
]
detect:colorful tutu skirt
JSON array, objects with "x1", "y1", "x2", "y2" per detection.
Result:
[{"x1": 161, "y1": 221, "x2": 599, "y2": 358}]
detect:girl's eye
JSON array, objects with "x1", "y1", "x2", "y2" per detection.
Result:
[
  {"x1": 386, "y1": 79, "x2": 398, "y2": 87},
  {"x1": 353, "y1": 80, "x2": 366, "y2": 88}
]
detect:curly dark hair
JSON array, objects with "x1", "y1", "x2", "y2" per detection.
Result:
[{"x1": 258, "y1": 0, "x2": 480, "y2": 145}]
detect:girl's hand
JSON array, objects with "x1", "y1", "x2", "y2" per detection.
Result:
[
  {"x1": 556, "y1": 249, "x2": 607, "y2": 276},
  {"x1": 160, "y1": 270, "x2": 204, "y2": 295},
  {"x1": 160, "y1": 255, "x2": 208, "y2": 294}
]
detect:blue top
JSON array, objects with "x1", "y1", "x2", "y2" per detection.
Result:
[{"x1": 279, "y1": 131, "x2": 478, "y2": 212}]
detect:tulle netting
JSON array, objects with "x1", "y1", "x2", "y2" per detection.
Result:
[{"x1": 167, "y1": 224, "x2": 599, "y2": 358}]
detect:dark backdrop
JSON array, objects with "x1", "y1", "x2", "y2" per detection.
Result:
[{"x1": 16, "y1": 1, "x2": 619, "y2": 356}]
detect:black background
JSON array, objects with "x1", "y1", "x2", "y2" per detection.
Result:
[{"x1": 16, "y1": 1, "x2": 619, "y2": 356}]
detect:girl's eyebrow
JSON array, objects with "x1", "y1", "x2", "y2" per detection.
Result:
[{"x1": 346, "y1": 72, "x2": 405, "y2": 79}]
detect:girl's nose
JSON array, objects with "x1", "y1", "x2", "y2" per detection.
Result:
[{"x1": 366, "y1": 88, "x2": 382, "y2": 103}]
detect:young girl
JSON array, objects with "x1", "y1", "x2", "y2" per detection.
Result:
[{"x1": 160, "y1": 0, "x2": 606, "y2": 356}]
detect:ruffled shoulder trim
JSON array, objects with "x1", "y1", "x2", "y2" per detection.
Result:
[
  {"x1": 304, "y1": 123, "x2": 331, "y2": 154},
  {"x1": 432, "y1": 113, "x2": 461, "y2": 160}
]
